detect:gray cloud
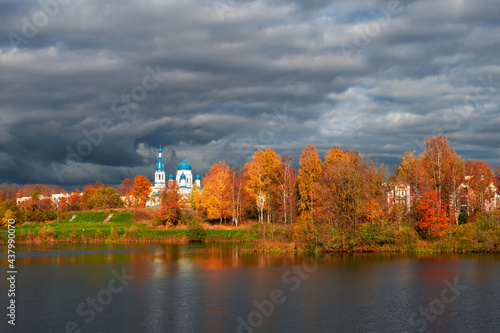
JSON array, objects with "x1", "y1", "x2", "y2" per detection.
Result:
[{"x1": 1, "y1": 0, "x2": 499, "y2": 187}]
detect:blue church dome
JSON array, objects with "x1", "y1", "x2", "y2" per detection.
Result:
[
  {"x1": 155, "y1": 146, "x2": 164, "y2": 172},
  {"x1": 177, "y1": 157, "x2": 192, "y2": 171},
  {"x1": 180, "y1": 172, "x2": 186, "y2": 180},
  {"x1": 195, "y1": 173, "x2": 201, "y2": 180},
  {"x1": 168, "y1": 173, "x2": 174, "y2": 180}
]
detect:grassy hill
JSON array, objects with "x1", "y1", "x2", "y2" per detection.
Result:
[{"x1": 0, "y1": 211, "x2": 257, "y2": 244}]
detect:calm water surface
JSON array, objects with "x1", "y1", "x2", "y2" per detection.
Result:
[{"x1": 1, "y1": 243, "x2": 500, "y2": 333}]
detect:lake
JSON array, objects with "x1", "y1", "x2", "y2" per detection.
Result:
[{"x1": 1, "y1": 244, "x2": 500, "y2": 333}]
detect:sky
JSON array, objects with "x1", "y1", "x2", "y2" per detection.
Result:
[{"x1": 1, "y1": 0, "x2": 499, "y2": 188}]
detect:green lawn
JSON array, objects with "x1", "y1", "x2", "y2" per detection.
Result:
[{"x1": 0, "y1": 211, "x2": 252, "y2": 243}]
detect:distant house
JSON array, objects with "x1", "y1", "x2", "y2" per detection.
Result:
[
  {"x1": 455, "y1": 175, "x2": 499, "y2": 215},
  {"x1": 386, "y1": 182, "x2": 416, "y2": 211},
  {"x1": 17, "y1": 192, "x2": 79, "y2": 206},
  {"x1": 485, "y1": 175, "x2": 500, "y2": 212},
  {"x1": 386, "y1": 174, "x2": 500, "y2": 215}
]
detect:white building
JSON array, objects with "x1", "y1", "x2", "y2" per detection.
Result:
[
  {"x1": 147, "y1": 147, "x2": 202, "y2": 206},
  {"x1": 175, "y1": 156, "x2": 202, "y2": 195}
]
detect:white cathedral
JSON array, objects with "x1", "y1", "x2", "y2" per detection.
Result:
[{"x1": 151, "y1": 146, "x2": 202, "y2": 196}]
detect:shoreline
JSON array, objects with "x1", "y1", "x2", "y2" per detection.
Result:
[
  {"x1": 2, "y1": 210, "x2": 500, "y2": 254},
  {"x1": 3, "y1": 236, "x2": 500, "y2": 254}
]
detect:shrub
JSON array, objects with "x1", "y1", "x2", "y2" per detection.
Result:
[
  {"x1": 458, "y1": 213, "x2": 469, "y2": 225},
  {"x1": 124, "y1": 225, "x2": 139, "y2": 239},
  {"x1": 110, "y1": 226, "x2": 120, "y2": 240},
  {"x1": 187, "y1": 220, "x2": 207, "y2": 242},
  {"x1": 293, "y1": 212, "x2": 318, "y2": 251},
  {"x1": 39, "y1": 225, "x2": 56, "y2": 240},
  {"x1": 132, "y1": 209, "x2": 155, "y2": 223},
  {"x1": 95, "y1": 229, "x2": 104, "y2": 241},
  {"x1": 69, "y1": 230, "x2": 78, "y2": 240},
  {"x1": 151, "y1": 215, "x2": 163, "y2": 227}
]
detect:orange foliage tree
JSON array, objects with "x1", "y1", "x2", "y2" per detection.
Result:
[
  {"x1": 270, "y1": 156, "x2": 297, "y2": 224},
  {"x1": 120, "y1": 178, "x2": 134, "y2": 206},
  {"x1": 391, "y1": 151, "x2": 428, "y2": 190},
  {"x1": 0, "y1": 184, "x2": 21, "y2": 202},
  {"x1": 416, "y1": 190, "x2": 449, "y2": 238},
  {"x1": 314, "y1": 149, "x2": 385, "y2": 229},
  {"x1": 422, "y1": 135, "x2": 460, "y2": 202},
  {"x1": 189, "y1": 183, "x2": 203, "y2": 213},
  {"x1": 158, "y1": 182, "x2": 180, "y2": 227},
  {"x1": 202, "y1": 161, "x2": 232, "y2": 224},
  {"x1": 67, "y1": 189, "x2": 82, "y2": 211},
  {"x1": 81, "y1": 182, "x2": 123, "y2": 210},
  {"x1": 465, "y1": 160, "x2": 495, "y2": 213},
  {"x1": 229, "y1": 167, "x2": 245, "y2": 227},
  {"x1": 16, "y1": 184, "x2": 64, "y2": 198},
  {"x1": 243, "y1": 148, "x2": 281, "y2": 224},
  {"x1": 297, "y1": 145, "x2": 322, "y2": 213},
  {"x1": 131, "y1": 175, "x2": 151, "y2": 207}
]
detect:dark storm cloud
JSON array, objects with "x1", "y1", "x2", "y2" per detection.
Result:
[{"x1": 1, "y1": 0, "x2": 499, "y2": 187}]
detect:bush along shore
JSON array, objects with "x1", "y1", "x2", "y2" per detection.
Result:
[{"x1": 1, "y1": 211, "x2": 500, "y2": 253}]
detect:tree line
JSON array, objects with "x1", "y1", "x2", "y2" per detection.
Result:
[
  {"x1": 192, "y1": 135, "x2": 499, "y2": 241},
  {"x1": 1, "y1": 135, "x2": 499, "y2": 244}
]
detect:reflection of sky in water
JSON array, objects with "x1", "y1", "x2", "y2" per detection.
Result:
[{"x1": 3, "y1": 245, "x2": 500, "y2": 332}]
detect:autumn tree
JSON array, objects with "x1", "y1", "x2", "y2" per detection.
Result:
[
  {"x1": 421, "y1": 135, "x2": 460, "y2": 203},
  {"x1": 131, "y1": 175, "x2": 151, "y2": 207},
  {"x1": 297, "y1": 145, "x2": 322, "y2": 214},
  {"x1": 271, "y1": 156, "x2": 297, "y2": 224},
  {"x1": 293, "y1": 211, "x2": 318, "y2": 251},
  {"x1": 230, "y1": 167, "x2": 244, "y2": 227},
  {"x1": 158, "y1": 182, "x2": 180, "y2": 227},
  {"x1": 243, "y1": 148, "x2": 281, "y2": 224},
  {"x1": 0, "y1": 198, "x2": 21, "y2": 228},
  {"x1": 314, "y1": 150, "x2": 385, "y2": 229},
  {"x1": 16, "y1": 184, "x2": 65, "y2": 198},
  {"x1": 465, "y1": 160, "x2": 495, "y2": 213},
  {"x1": 189, "y1": 183, "x2": 203, "y2": 213},
  {"x1": 449, "y1": 159, "x2": 465, "y2": 225},
  {"x1": 391, "y1": 151, "x2": 429, "y2": 190},
  {"x1": 81, "y1": 182, "x2": 123, "y2": 210},
  {"x1": 0, "y1": 183, "x2": 21, "y2": 202},
  {"x1": 416, "y1": 190, "x2": 449, "y2": 238},
  {"x1": 18, "y1": 196, "x2": 56, "y2": 222},
  {"x1": 202, "y1": 162, "x2": 232, "y2": 224},
  {"x1": 324, "y1": 146, "x2": 348, "y2": 167},
  {"x1": 120, "y1": 178, "x2": 134, "y2": 206},
  {"x1": 1, "y1": 209, "x2": 17, "y2": 229},
  {"x1": 66, "y1": 189, "x2": 82, "y2": 211}
]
